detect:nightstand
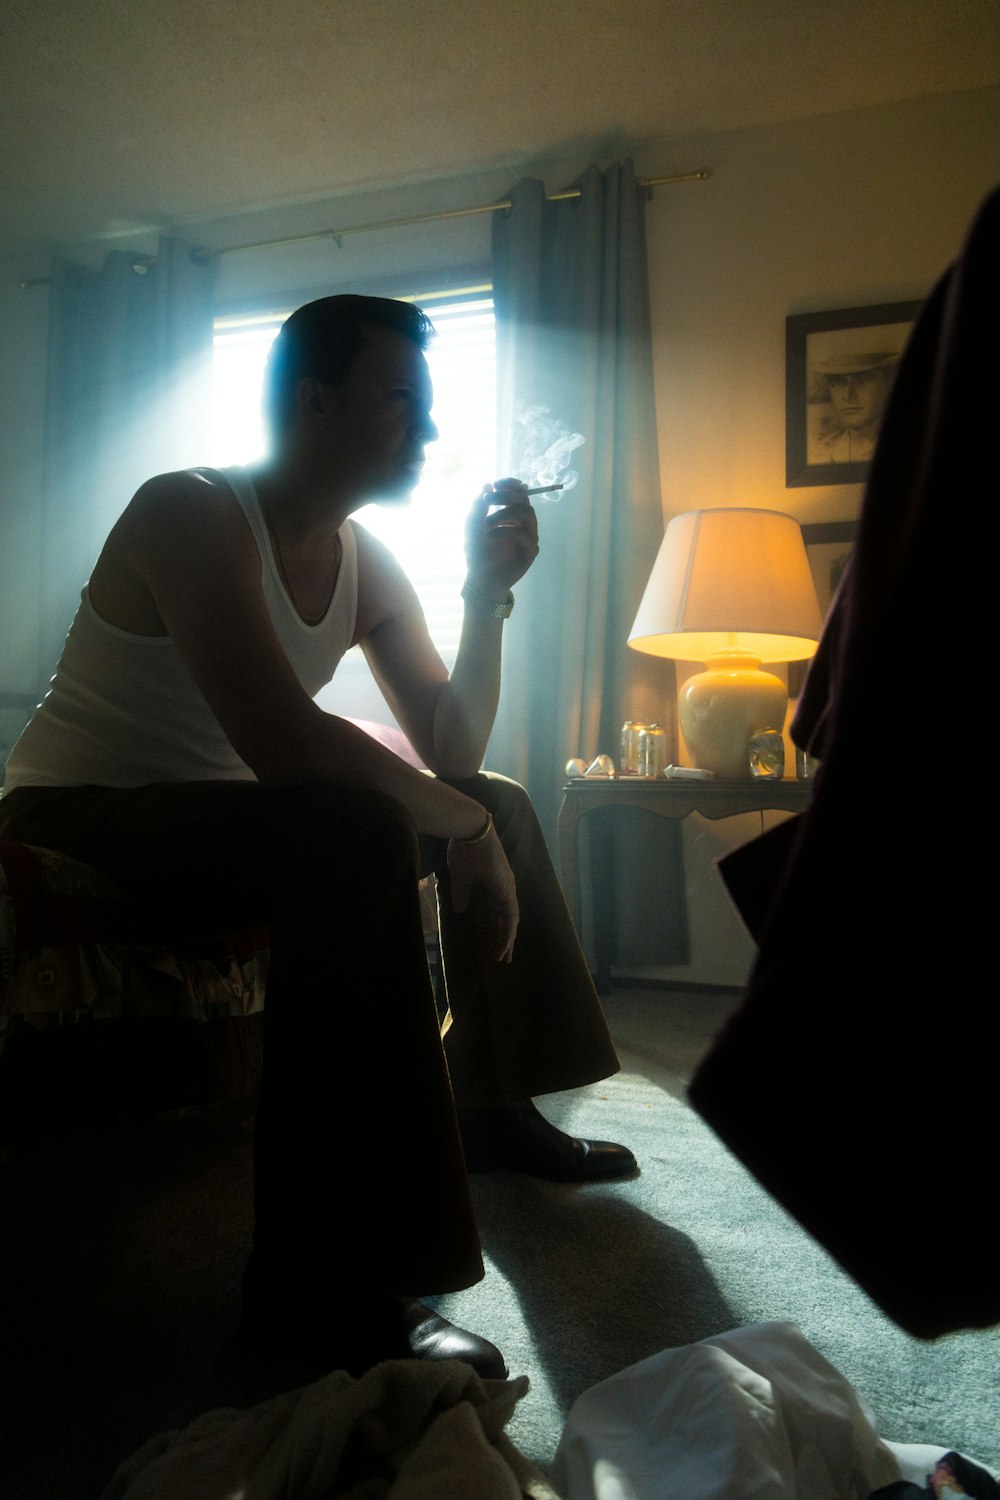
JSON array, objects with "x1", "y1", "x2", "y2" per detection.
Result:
[{"x1": 558, "y1": 775, "x2": 814, "y2": 992}]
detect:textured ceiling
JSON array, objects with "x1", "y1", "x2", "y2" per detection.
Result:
[{"x1": 3, "y1": 0, "x2": 1000, "y2": 257}]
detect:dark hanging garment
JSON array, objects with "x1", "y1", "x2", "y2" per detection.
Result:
[{"x1": 689, "y1": 187, "x2": 1000, "y2": 1340}]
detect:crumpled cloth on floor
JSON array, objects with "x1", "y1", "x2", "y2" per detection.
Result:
[
  {"x1": 551, "y1": 1322, "x2": 998, "y2": 1500},
  {"x1": 100, "y1": 1359, "x2": 559, "y2": 1500}
]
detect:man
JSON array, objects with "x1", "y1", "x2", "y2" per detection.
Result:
[
  {"x1": 812, "y1": 350, "x2": 898, "y2": 463},
  {"x1": 0, "y1": 295, "x2": 634, "y2": 1379}
]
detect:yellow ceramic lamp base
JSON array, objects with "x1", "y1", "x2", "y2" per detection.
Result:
[{"x1": 679, "y1": 650, "x2": 787, "y2": 778}]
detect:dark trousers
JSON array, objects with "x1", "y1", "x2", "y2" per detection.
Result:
[{"x1": 0, "y1": 773, "x2": 618, "y2": 1293}]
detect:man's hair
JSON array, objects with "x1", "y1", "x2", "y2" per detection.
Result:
[{"x1": 262, "y1": 294, "x2": 435, "y2": 436}]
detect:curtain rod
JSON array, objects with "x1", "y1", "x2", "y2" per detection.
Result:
[
  {"x1": 194, "y1": 168, "x2": 711, "y2": 261},
  {"x1": 18, "y1": 169, "x2": 711, "y2": 289}
]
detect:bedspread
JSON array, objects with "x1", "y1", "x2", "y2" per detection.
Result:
[{"x1": 0, "y1": 839, "x2": 269, "y2": 1137}]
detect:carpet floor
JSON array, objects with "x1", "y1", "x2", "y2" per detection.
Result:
[{"x1": 1, "y1": 986, "x2": 996, "y2": 1497}]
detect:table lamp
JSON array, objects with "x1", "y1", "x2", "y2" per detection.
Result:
[{"x1": 627, "y1": 508, "x2": 824, "y2": 778}]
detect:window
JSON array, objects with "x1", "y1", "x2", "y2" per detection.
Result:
[{"x1": 212, "y1": 290, "x2": 496, "y2": 661}]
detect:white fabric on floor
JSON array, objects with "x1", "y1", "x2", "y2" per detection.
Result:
[
  {"x1": 552, "y1": 1321, "x2": 996, "y2": 1500},
  {"x1": 100, "y1": 1359, "x2": 558, "y2": 1500}
]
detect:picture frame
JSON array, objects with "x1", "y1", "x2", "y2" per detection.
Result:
[
  {"x1": 801, "y1": 520, "x2": 857, "y2": 624},
  {"x1": 788, "y1": 521, "x2": 857, "y2": 697},
  {"x1": 785, "y1": 300, "x2": 922, "y2": 488}
]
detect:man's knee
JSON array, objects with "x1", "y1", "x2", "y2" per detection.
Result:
[
  {"x1": 443, "y1": 771, "x2": 528, "y2": 812},
  {"x1": 440, "y1": 771, "x2": 537, "y2": 847},
  {"x1": 478, "y1": 771, "x2": 534, "y2": 827}
]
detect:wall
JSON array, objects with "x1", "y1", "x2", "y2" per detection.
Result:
[
  {"x1": 624, "y1": 85, "x2": 1000, "y2": 983},
  {"x1": 2, "y1": 85, "x2": 998, "y2": 978},
  {"x1": 640, "y1": 85, "x2": 1000, "y2": 526},
  {"x1": 573, "y1": 84, "x2": 998, "y2": 985}
]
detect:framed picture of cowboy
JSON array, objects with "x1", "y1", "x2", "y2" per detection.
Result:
[{"x1": 785, "y1": 299, "x2": 923, "y2": 487}]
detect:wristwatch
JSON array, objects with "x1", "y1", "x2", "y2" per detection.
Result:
[{"x1": 461, "y1": 580, "x2": 515, "y2": 619}]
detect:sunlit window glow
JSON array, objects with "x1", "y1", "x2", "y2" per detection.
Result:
[{"x1": 212, "y1": 295, "x2": 497, "y2": 661}]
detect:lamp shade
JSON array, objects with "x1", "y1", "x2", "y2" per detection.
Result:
[{"x1": 628, "y1": 508, "x2": 824, "y2": 663}]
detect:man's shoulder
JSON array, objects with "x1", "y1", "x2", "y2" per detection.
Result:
[
  {"x1": 123, "y1": 467, "x2": 255, "y2": 566},
  {"x1": 128, "y1": 467, "x2": 245, "y2": 528},
  {"x1": 134, "y1": 466, "x2": 236, "y2": 506},
  {"x1": 351, "y1": 518, "x2": 424, "y2": 640},
  {"x1": 351, "y1": 517, "x2": 411, "y2": 587}
]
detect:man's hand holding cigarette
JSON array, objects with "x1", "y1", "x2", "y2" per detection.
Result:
[{"x1": 464, "y1": 478, "x2": 541, "y2": 602}]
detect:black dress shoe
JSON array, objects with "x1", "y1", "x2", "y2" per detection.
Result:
[
  {"x1": 396, "y1": 1300, "x2": 507, "y2": 1376},
  {"x1": 241, "y1": 1255, "x2": 508, "y2": 1379},
  {"x1": 458, "y1": 1099, "x2": 638, "y2": 1183}
]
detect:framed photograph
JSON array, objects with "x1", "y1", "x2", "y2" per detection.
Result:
[
  {"x1": 789, "y1": 521, "x2": 857, "y2": 697},
  {"x1": 786, "y1": 300, "x2": 922, "y2": 488},
  {"x1": 801, "y1": 520, "x2": 857, "y2": 623}
]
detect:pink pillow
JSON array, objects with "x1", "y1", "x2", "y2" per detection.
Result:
[{"x1": 347, "y1": 718, "x2": 425, "y2": 770}]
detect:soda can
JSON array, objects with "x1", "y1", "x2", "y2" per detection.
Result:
[
  {"x1": 637, "y1": 723, "x2": 667, "y2": 777},
  {"x1": 620, "y1": 721, "x2": 647, "y2": 774}
]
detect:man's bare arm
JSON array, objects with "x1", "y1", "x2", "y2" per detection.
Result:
[
  {"x1": 434, "y1": 482, "x2": 539, "y2": 772},
  {"x1": 358, "y1": 482, "x2": 538, "y2": 779}
]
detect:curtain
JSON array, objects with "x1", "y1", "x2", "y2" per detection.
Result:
[
  {"x1": 487, "y1": 162, "x2": 668, "y2": 850},
  {"x1": 40, "y1": 237, "x2": 217, "y2": 676}
]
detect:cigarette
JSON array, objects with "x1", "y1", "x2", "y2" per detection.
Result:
[{"x1": 524, "y1": 483, "x2": 564, "y2": 496}]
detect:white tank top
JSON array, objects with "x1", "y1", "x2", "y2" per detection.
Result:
[{"x1": 2, "y1": 466, "x2": 359, "y2": 791}]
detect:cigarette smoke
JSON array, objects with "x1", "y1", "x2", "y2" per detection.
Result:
[{"x1": 511, "y1": 402, "x2": 585, "y2": 497}]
